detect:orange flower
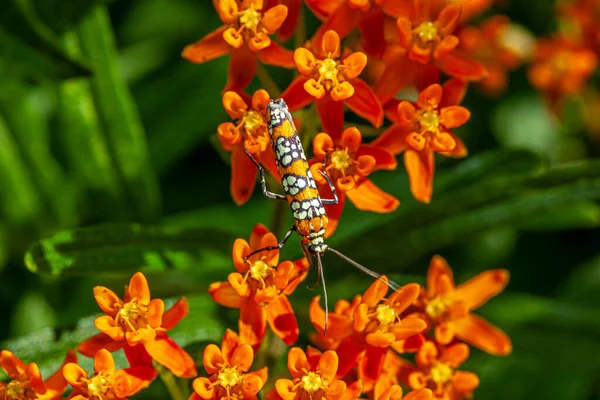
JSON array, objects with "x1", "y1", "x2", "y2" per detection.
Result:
[
  {"x1": 182, "y1": 0, "x2": 294, "y2": 92},
  {"x1": 309, "y1": 277, "x2": 427, "y2": 389},
  {"x1": 190, "y1": 329, "x2": 267, "y2": 400},
  {"x1": 0, "y1": 350, "x2": 75, "y2": 400},
  {"x1": 310, "y1": 127, "x2": 399, "y2": 235},
  {"x1": 282, "y1": 30, "x2": 383, "y2": 136},
  {"x1": 415, "y1": 255, "x2": 512, "y2": 356},
  {"x1": 275, "y1": 347, "x2": 346, "y2": 400},
  {"x1": 373, "y1": 79, "x2": 470, "y2": 203},
  {"x1": 218, "y1": 89, "x2": 280, "y2": 205},
  {"x1": 528, "y1": 36, "x2": 597, "y2": 109},
  {"x1": 209, "y1": 224, "x2": 308, "y2": 348},
  {"x1": 408, "y1": 341, "x2": 479, "y2": 400},
  {"x1": 458, "y1": 16, "x2": 533, "y2": 95},
  {"x1": 63, "y1": 349, "x2": 156, "y2": 400},
  {"x1": 77, "y1": 272, "x2": 197, "y2": 378}
]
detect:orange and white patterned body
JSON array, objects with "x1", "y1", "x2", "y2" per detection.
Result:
[{"x1": 266, "y1": 99, "x2": 328, "y2": 254}]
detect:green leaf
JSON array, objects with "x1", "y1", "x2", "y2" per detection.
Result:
[
  {"x1": 24, "y1": 224, "x2": 233, "y2": 284},
  {"x1": 74, "y1": 6, "x2": 161, "y2": 221}
]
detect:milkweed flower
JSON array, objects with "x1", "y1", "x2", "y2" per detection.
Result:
[
  {"x1": 63, "y1": 349, "x2": 156, "y2": 400},
  {"x1": 190, "y1": 329, "x2": 267, "y2": 400},
  {"x1": 77, "y1": 272, "x2": 197, "y2": 378},
  {"x1": 373, "y1": 79, "x2": 470, "y2": 203},
  {"x1": 209, "y1": 224, "x2": 309, "y2": 348},
  {"x1": 415, "y1": 255, "x2": 512, "y2": 356},
  {"x1": 408, "y1": 341, "x2": 479, "y2": 400},
  {"x1": 182, "y1": 0, "x2": 294, "y2": 92},
  {"x1": 0, "y1": 350, "x2": 75, "y2": 400},
  {"x1": 310, "y1": 277, "x2": 427, "y2": 390},
  {"x1": 282, "y1": 30, "x2": 383, "y2": 136},
  {"x1": 310, "y1": 127, "x2": 399, "y2": 235},
  {"x1": 218, "y1": 89, "x2": 279, "y2": 205},
  {"x1": 275, "y1": 347, "x2": 346, "y2": 400}
]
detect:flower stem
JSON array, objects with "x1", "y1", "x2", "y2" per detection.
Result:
[
  {"x1": 156, "y1": 362, "x2": 187, "y2": 400},
  {"x1": 256, "y1": 64, "x2": 281, "y2": 98}
]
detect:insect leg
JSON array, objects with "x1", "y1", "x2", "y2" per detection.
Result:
[
  {"x1": 315, "y1": 252, "x2": 329, "y2": 335},
  {"x1": 243, "y1": 225, "x2": 297, "y2": 262},
  {"x1": 244, "y1": 148, "x2": 286, "y2": 201},
  {"x1": 317, "y1": 169, "x2": 339, "y2": 205}
]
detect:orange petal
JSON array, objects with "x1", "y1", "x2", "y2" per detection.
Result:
[
  {"x1": 304, "y1": 78, "x2": 326, "y2": 99},
  {"x1": 404, "y1": 388, "x2": 433, "y2": 400},
  {"x1": 345, "y1": 78, "x2": 384, "y2": 128},
  {"x1": 312, "y1": 4, "x2": 358, "y2": 56},
  {"x1": 339, "y1": 127, "x2": 362, "y2": 152},
  {"x1": 455, "y1": 269, "x2": 509, "y2": 310},
  {"x1": 313, "y1": 132, "x2": 334, "y2": 159},
  {"x1": 317, "y1": 350, "x2": 339, "y2": 381},
  {"x1": 77, "y1": 333, "x2": 123, "y2": 357},
  {"x1": 221, "y1": 329, "x2": 241, "y2": 363},
  {"x1": 438, "y1": 51, "x2": 488, "y2": 81},
  {"x1": 362, "y1": 276, "x2": 389, "y2": 306},
  {"x1": 404, "y1": 149, "x2": 434, "y2": 204},
  {"x1": 25, "y1": 363, "x2": 46, "y2": 394},
  {"x1": 365, "y1": 330, "x2": 396, "y2": 347},
  {"x1": 114, "y1": 366, "x2": 157, "y2": 397},
  {"x1": 452, "y1": 371, "x2": 480, "y2": 393},
  {"x1": 415, "y1": 341, "x2": 438, "y2": 368},
  {"x1": 355, "y1": 155, "x2": 376, "y2": 176},
  {"x1": 95, "y1": 316, "x2": 124, "y2": 341},
  {"x1": 93, "y1": 286, "x2": 121, "y2": 316},
  {"x1": 277, "y1": 0, "x2": 301, "y2": 41},
  {"x1": 316, "y1": 96, "x2": 345, "y2": 140},
  {"x1": 209, "y1": 281, "x2": 245, "y2": 308},
  {"x1": 192, "y1": 377, "x2": 214, "y2": 399},
  {"x1": 123, "y1": 343, "x2": 153, "y2": 368},
  {"x1": 267, "y1": 295, "x2": 299, "y2": 345},
  {"x1": 408, "y1": 371, "x2": 427, "y2": 389},
  {"x1": 330, "y1": 81, "x2": 354, "y2": 101},
  {"x1": 414, "y1": 0, "x2": 431, "y2": 21},
  {"x1": 275, "y1": 378, "x2": 297, "y2": 400},
  {"x1": 217, "y1": 0, "x2": 239, "y2": 24},
  {"x1": 391, "y1": 318, "x2": 428, "y2": 340},
  {"x1": 203, "y1": 344, "x2": 225, "y2": 374},
  {"x1": 229, "y1": 272, "x2": 252, "y2": 298},
  {"x1": 222, "y1": 91, "x2": 248, "y2": 119},
  {"x1": 440, "y1": 78, "x2": 468, "y2": 107},
  {"x1": 94, "y1": 349, "x2": 115, "y2": 374},
  {"x1": 249, "y1": 33, "x2": 272, "y2": 52},
  {"x1": 346, "y1": 179, "x2": 400, "y2": 213},
  {"x1": 294, "y1": 48, "x2": 317, "y2": 75},
  {"x1": 258, "y1": 41, "x2": 295, "y2": 67},
  {"x1": 429, "y1": 131, "x2": 456, "y2": 153},
  {"x1": 287, "y1": 347, "x2": 310, "y2": 378},
  {"x1": 230, "y1": 145, "x2": 258, "y2": 205},
  {"x1": 353, "y1": 303, "x2": 370, "y2": 332},
  {"x1": 440, "y1": 106, "x2": 470, "y2": 128},
  {"x1": 309, "y1": 295, "x2": 353, "y2": 339},
  {"x1": 144, "y1": 331, "x2": 197, "y2": 378},
  {"x1": 322, "y1": 30, "x2": 341, "y2": 55},
  {"x1": 436, "y1": 4, "x2": 461, "y2": 35},
  {"x1": 161, "y1": 297, "x2": 188, "y2": 331},
  {"x1": 43, "y1": 350, "x2": 77, "y2": 397},
  {"x1": 223, "y1": 27, "x2": 244, "y2": 49},
  {"x1": 342, "y1": 52, "x2": 367, "y2": 79},
  {"x1": 416, "y1": 84, "x2": 442, "y2": 109},
  {"x1": 426, "y1": 255, "x2": 454, "y2": 298},
  {"x1": 231, "y1": 344, "x2": 254, "y2": 372},
  {"x1": 182, "y1": 26, "x2": 230, "y2": 63},
  {"x1": 281, "y1": 76, "x2": 315, "y2": 111},
  {"x1": 62, "y1": 363, "x2": 88, "y2": 388},
  {"x1": 440, "y1": 342, "x2": 469, "y2": 368},
  {"x1": 434, "y1": 322, "x2": 455, "y2": 345},
  {"x1": 453, "y1": 314, "x2": 512, "y2": 356},
  {"x1": 372, "y1": 124, "x2": 410, "y2": 155},
  {"x1": 262, "y1": 5, "x2": 288, "y2": 33},
  {"x1": 396, "y1": 17, "x2": 412, "y2": 48},
  {"x1": 389, "y1": 283, "x2": 421, "y2": 314},
  {"x1": 326, "y1": 379, "x2": 347, "y2": 396},
  {"x1": 225, "y1": 47, "x2": 258, "y2": 92},
  {"x1": 433, "y1": 35, "x2": 459, "y2": 60},
  {"x1": 357, "y1": 145, "x2": 397, "y2": 170},
  {"x1": 239, "y1": 301, "x2": 267, "y2": 348},
  {"x1": 373, "y1": 46, "x2": 416, "y2": 103},
  {"x1": 242, "y1": 372, "x2": 265, "y2": 397}
]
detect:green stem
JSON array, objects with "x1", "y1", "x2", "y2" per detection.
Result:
[
  {"x1": 256, "y1": 64, "x2": 281, "y2": 97},
  {"x1": 156, "y1": 362, "x2": 187, "y2": 400}
]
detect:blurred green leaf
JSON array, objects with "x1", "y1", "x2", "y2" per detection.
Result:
[
  {"x1": 519, "y1": 200, "x2": 600, "y2": 231},
  {"x1": 24, "y1": 224, "x2": 232, "y2": 283},
  {"x1": 75, "y1": 5, "x2": 160, "y2": 221}
]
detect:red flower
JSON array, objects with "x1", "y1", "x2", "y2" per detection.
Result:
[
  {"x1": 218, "y1": 89, "x2": 279, "y2": 205},
  {"x1": 209, "y1": 224, "x2": 308, "y2": 348},
  {"x1": 282, "y1": 30, "x2": 383, "y2": 137},
  {"x1": 182, "y1": 0, "x2": 294, "y2": 92},
  {"x1": 310, "y1": 127, "x2": 398, "y2": 235},
  {"x1": 373, "y1": 79, "x2": 470, "y2": 203}
]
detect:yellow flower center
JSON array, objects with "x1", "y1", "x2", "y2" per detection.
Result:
[
  {"x1": 239, "y1": 7, "x2": 261, "y2": 31},
  {"x1": 115, "y1": 299, "x2": 149, "y2": 333},
  {"x1": 318, "y1": 58, "x2": 339, "y2": 81},
  {"x1": 218, "y1": 367, "x2": 242, "y2": 389},
  {"x1": 301, "y1": 372, "x2": 325, "y2": 393},
  {"x1": 376, "y1": 304, "x2": 396, "y2": 326},
  {"x1": 415, "y1": 21, "x2": 439, "y2": 43},
  {"x1": 430, "y1": 362, "x2": 453, "y2": 385},
  {"x1": 329, "y1": 149, "x2": 352, "y2": 171},
  {"x1": 249, "y1": 260, "x2": 270, "y2": 280},
  {"x1": 86, "y1": 373, "x2": 113, "y2": 398},
  {"x1": 417, "y1": 110, "x2": 440, "y2": 133},
  {"x1": 425, "y1": 295, "x2": 453, "y2": 319},
  {"x1": 243, "y1": 110, "x2": 263, "y2": 134},
  {"x1": 4, "y1": 381, "x2": 28, "y2": 400}
]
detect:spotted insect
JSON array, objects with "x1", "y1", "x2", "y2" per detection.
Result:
[{"x1": 243, "y1": 98, "x2": 398, "y2": 333}]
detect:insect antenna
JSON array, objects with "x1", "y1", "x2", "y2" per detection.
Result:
[
  {"x1": 327, "y1": 246, "x2": 401, "y2": 292},
  {"x1": 316, "y1": 251, "x2": 329, "y2": 335}
]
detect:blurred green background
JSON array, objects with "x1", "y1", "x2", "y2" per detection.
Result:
[{"x1": 1, "y1": 0, "x2": 600, "y2": 399}]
